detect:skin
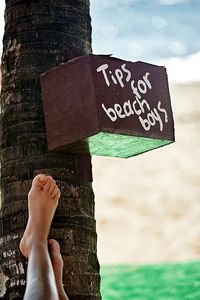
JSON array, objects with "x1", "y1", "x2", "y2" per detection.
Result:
[
  {"x1": 49, "y1": 239, "x2": 69, "y2": 300},
  {"x1": 19, "y1": 174, "x2": 68, "y2": 300}
]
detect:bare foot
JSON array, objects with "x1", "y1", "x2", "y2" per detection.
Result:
[
  {"x1": 19, "y1": 174, "x2": 61, "y2": 258},
  {"x1": 49, "y1": 239, "x2": 69, "y2": 300}
]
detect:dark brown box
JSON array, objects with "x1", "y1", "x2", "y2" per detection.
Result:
[{"x1": 41, "y1": 54, "x2": 174, "y2": 158}]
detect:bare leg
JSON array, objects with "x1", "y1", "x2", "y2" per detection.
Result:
[
  {"x1": 19, "y1": 174, "x2": 61, "y2": 300},
  {"x1": 49, "y1": 239, "x2": 69, "y2": 300}
]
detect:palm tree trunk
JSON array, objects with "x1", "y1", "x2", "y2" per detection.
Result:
[{"x1": 0, "y1": 1, "x2": 101, "y2": 299}]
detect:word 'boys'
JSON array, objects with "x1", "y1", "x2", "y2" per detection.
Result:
[{"x1": 97, "y1": 63, "x2": 168, "y2": 132}]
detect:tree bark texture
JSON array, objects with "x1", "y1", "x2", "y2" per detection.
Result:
[{"x1": 0, "y1": 1, "x2": 101, "y2": 299}]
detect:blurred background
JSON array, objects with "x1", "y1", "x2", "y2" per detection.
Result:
[
  {"x1": 89, "y1": 0, "x2": 200, "y2": 266},
  {"x1": 0, "y1": 0, "x2": 200, "y2": 298}
]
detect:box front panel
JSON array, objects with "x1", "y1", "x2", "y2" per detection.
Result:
[{"x1": 91, "y1": 55, "x2": 174, "y2": 142}]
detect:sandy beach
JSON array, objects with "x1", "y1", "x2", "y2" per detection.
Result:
[
  {"x1": 93, "y1": 82, "x2": 200, "y2": 265},
  {"x1": 0, "y1": 68, "x2": 199, "y2": 265}
]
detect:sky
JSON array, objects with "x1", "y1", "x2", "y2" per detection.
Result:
[
  {"x1": 0, "y1": 0, "x2": 200, "y2": 82},
  {"x1": 91, "y1": 0, "x2": 200, "y2": 60}
]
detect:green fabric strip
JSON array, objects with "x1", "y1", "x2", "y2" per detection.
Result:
[{"x1": 87, "y1": 132, "x2": 172, "y2": 158}]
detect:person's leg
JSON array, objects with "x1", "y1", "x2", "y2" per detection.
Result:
[
  {"x1": 49, "y1": 239, "x2": 69, "y2": 300},
  {"x1": 19, "y1": 174, "x2": 61, "y2": 300}
]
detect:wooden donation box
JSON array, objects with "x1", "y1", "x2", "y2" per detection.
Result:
[{"x1": 41, "y1": 54, "x2": 175, "y2": 158}]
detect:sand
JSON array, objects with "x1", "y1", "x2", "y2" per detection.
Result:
[
  {"x1": 1, "y1": 69, "x2": 200, "y2": 265},
  {"x1": 93, "y1": 82, "x2": 200, "y2": 265}
]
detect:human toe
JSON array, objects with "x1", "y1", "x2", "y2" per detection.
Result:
[
  {"x1": 32, "y1": 174, "x2": 47, "y2": 187},
  {"x1": 49, "y1": 239, "x2": 60, "y2": 253},
  {"x1": 52, "y1": 188, "x2": 61, "y2": 200},
  {"x1": 43, "y1": 176, "x2": 54, "y2": 192},
  {"x1": 49, "y1": 180, "x2": 56, "y2": 194}
]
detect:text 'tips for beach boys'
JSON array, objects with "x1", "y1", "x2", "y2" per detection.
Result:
[{"x1": 96, "y1": 63, "x2": 168, "y2": 132}]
